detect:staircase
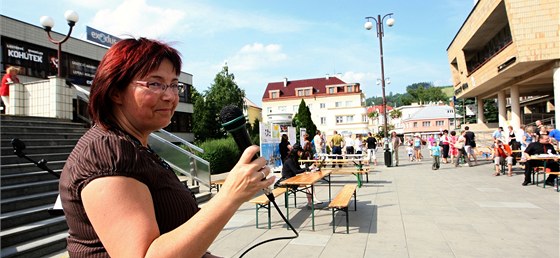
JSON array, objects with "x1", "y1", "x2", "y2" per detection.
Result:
[{"x1": 0, "y1": 115, "x2": 211, "y2": 257}]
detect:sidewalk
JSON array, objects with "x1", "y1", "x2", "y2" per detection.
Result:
[{"x1": 208, "y1": 151, "x2": 560, "y2": 258}]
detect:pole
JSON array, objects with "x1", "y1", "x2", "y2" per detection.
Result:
[{"x1": 377, "y1": 15, "x2": 392, "y2": 167}]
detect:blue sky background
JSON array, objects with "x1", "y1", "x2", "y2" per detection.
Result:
[{"x1": 2, "y1": 0, "x2": 475, "y2": 106}]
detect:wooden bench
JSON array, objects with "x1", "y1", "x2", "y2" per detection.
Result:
[
  {"x1": 532, "y1": 167, "x2": 545, "y2": 185},
  {"x1": 331, "y1": 168, "x2": 371, "y2": 187},
  {"x1": 537, "y1": 171, "x2": 560, "y2": 191},
  {"x1": 328, "y1": 184, "x2": 357, "y2": 234},
  {"x1": 249, "y1": 188, "x2": 288, "y2": 229}
]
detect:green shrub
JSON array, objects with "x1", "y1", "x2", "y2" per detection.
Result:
[{"x1": 199, "y1": 137, "x2": 240, "y2": 174}]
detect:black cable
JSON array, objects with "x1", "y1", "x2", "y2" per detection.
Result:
[{"x1": 239, "y1": 193, "x2": 299, "y2": 258}]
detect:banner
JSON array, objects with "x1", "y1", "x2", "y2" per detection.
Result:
[
  {"x1": 86, "y1": 26, "x2": 120, "y2": 47},
  {"x1": 260, "y1": 123, "x2": 282, "y2": 168}
]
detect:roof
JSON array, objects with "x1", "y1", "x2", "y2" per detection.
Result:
[
  {"x1": 367, "y1": 105, "x2": 393, "y2": 114},
  {"x1": 404, "y1": 105, "x2": 459, "y2": 120},
  {"x1": 262, "y1": 77, "x2": 352, "y2": 100},
  {"x1": 243, "y1": 97, "x2": 260, "y2": 108}
]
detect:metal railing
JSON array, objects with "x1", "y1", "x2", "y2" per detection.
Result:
[{"x1": 70, "y1": 83, "x2": 211, "y2": 187}]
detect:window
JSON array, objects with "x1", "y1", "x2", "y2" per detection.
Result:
[
  {"x1": 297, "y1": 89, "x2": 304, "y2": 96},
  {"x1": 422, "y1": 121, "x2": 431, "y2": 127},
  {"x1": 335, "y1": 101, "x2": 343, "y2": 107},
  {"x1": 320, "y1": 117, "x2": 326, "y2": 125},
  {"x1": 436, "y1": 121, "x2": 444, "y2": 126},
  {"x1": 345, "y1": 101, "x2": 352, "y2": 107},
  {"x1": 293, "y1": 105, "x2": 298, "y2": 112},
  {"x1": 271, "y1": 92, "x2": 277, "y2": 99},
  {"x1": 362, "y1": 115, "x2": 368, "y2": 123},
  {"x1": 320, "y1": 103, "x2": 326, "y2": 109},
  {"x1": 413, "y1": 122, "x2": 418, "y2": 127},
  {"x1": 279, "y1": 106, "x2": 287, "y2": 112},
  {"x1": 328, "y1": 87, "x2": 335, "y2": 94},
  {"x1": 346, "y1": 85, "x2": 353, "y2": 92},
  {"x1": 267, "y1": 107, "x2": 272, "y2": 113},
  {"x1": 296, "y1": 88, "x2": 312, "y2": 96},
  {"x1": 345, "y1": 115, "x2": 353, "y2": 123},
  {"x1": 336, "y1": 116, "x2": 343, "y2": 124}
]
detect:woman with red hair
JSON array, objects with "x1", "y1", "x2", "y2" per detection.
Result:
[{"x1": 60, "y1": 38, "x2": 274, "y2": 257}]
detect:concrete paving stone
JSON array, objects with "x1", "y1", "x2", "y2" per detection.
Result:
[{"x1": 201, "y1": 149, "x2": 559, "y2": 257}]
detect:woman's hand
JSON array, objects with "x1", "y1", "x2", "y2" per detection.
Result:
[{"x1": 219, "y1": 145, "x2": 275, "y2": 205}]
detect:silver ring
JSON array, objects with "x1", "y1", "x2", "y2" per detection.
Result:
[{"x1": 260, "y1": 171, "x2": 266, "y2": 180}]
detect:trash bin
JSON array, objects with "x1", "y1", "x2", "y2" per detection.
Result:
[{"x1": 384, "y1": 148, "x2": 392, "y2": 167}]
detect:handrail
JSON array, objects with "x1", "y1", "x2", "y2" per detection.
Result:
[{"x1": 158, "y1": 129, "x2": 204, "y2": 153}]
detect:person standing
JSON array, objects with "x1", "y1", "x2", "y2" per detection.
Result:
[
  {"x1": 279, "y1": 134, "x2": 291, "y2": 164},
  {"x1": 431, "y1": 142, "x2": 441, "y2": 170},
  {"x1": 313, "y1": 130, "x2": 324, "y2": 156},
  {"x1": 344, "y1": 133, "x2": 355, "y2": 155},
  {"x1": 366, "y1": 132, "x2": 378, "y2": 166},
  {"x1": 454, "y1": 130, "x2": 473, "y2": 167},
  {"x1": 413, "y1": 133, "x2": 422, "y2": 162},
  {"x1": 464, "y1": 126, "x2": 478, "y2": 165},
  {"x1": 355, "y1": 134, "x2": 364, "y2": 155},
  {"x1": 390, "y1": 131, "x2": 402, "y2": 166},
  {"x1": 330, "y1": 130, "x2": 344, "y2": 168},
  {"x1": 440, "y1": 130, "x2": 450, "y2": 163},
  {"x1": 1, "y1": 66, "x2": 20, "y2": 114}
]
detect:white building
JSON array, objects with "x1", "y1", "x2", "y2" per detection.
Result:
[{"x1": 261, "y1": 76, "x2": 369, "y2": 139}]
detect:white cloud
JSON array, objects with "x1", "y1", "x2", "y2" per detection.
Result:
[
  {"x1": 225, "y1": 43, "x2": 287, "y2": 72},
  {"x1": 89, "y1": 0, "x2": 185, "y2": 39}
]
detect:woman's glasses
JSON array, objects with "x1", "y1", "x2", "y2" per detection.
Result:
[{"x1": 135, "y1": 81, "x2": 185, "y2": 94}]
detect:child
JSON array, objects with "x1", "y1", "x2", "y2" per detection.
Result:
[
  {"x1": 431, "y1": 142, "x2": 442, "y2": 170},
  {"x1": 406, "y1": 145, "x2": 414, "y2": 161}
]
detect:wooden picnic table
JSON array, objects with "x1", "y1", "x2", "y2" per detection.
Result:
[{"x1": 279, "y1": 170, "x2": 331, "y2": 231}]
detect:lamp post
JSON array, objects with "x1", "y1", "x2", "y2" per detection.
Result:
[
  {"x1": 40, "y1": 10, "x2": 79, "y2": 77},
  {"x1": 365, "y1": 13, "x2": 394, "y2": 166}
]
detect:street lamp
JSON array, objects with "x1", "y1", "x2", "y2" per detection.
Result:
[
  {"x1": 40, "y1": 10, "x2": 79, "y2": 77},
  {"x1": 365, "y1": 13, "x2": 394, "y2": 166}
]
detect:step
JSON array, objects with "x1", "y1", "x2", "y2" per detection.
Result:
[
  {"x1": 1, "y1": 170, "x2": 61, "y2": 186},
  {"x1": 0, "y1": 216, "x2": 68, "y2": 248},
  {"x1": 1, "y1": 126, "x2": 87, "y2": 134},
  {"x1": 0, "y1": 115, "x2": 73, "y2": 123},
  {"x1": 0, "y1": 138, "x2": 79, "y2": 148},
  {"x1": 0, "y1": 119, "x2": 86, "y2": 129},
  {"x1": 1, "y1": 179, "x2": 59, "y2": 199},
  {"x1": 1, "y1": 162, "x2": 65, "y2": 176},
  {"x1": 1, "y1": 204, "x2": 58, "y2": 230},
  {"x1": 1, "y1": 145, "x2": 76, "y2": 156},
  {"x1": 2, "y1": 153, "x2": 70, "y2": 165},
  {"x1": 0, "y1": 132, "x2": 85, "y2": 140},
  {"x1": 0, "y1": 231, "x2": 68, "y2": 258},
  {"x1": 1, "y1": 191, "x2": 59, "y2": 213}
]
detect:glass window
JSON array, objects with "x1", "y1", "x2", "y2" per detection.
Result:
[
  {"x1": 279, "y1": 106, "x2": 287, "y2": 112},
  {"x1": 271, "y1": 92, "x2": 278, "y2": 98},
  {"x1": 345, "y1": 101, "x2": 352, "y2": 107},
  {"x1": 336, "y1": 116, "x2": 343, "y2": 124},
  {"x1": 267, "y1": 107, "x2": 272, "y2": 113},
  {"x1": 335, "y1": 101, "x2": 342, "y2": 107},
  {"x1": 328, "y1": 87, "x2": 335, "y2": 94},
  {"x1": 413, "y1": 122, "x2": 418, "y2": 127},
  {"x1": 346, "y1": 85, "x2": 353, "y2": 92},
  {"x1": 345, "y1": 115, "x2": 353, "y2": 122},
  {"x1": 320, "y1": 117, "x2": 326, "y2": 125},
  {"x1": 320, "y1": 103, "x2": 326, "y2": 108},
  {"x1": 436, "y1": 120, "x2": 444, "y2": 126},
  {"x1": 422, "y1": 121, "x2": 431, "y2": 127}
]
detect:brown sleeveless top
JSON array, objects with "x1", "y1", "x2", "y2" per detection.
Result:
[{"x1": 59, "y1": 126, "x2": 199, "y2": 257}]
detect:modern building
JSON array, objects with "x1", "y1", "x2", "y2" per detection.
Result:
[
  {"x1": 447, "y1": 0, "x2": 559, "y2": 129},
  {"x1": 261, "y1": 76, "x2": 369, "y2": 139},
  {"x1": 1, "y1": 15, "x2": 194, "y2": 141}
]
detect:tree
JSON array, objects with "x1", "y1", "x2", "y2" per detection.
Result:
[
  {"x1": 389, "y1": 109, "x2": 402, "y2": 119},
  {"x1": 291, "y1": 99, "x2": 317, "y2": 144},
  {"x1": 483, "y1": 99, "x2": 498, "y2": 123},
  {"x1": 192, "y1": 64, "x2": 246, "y2": 142}
]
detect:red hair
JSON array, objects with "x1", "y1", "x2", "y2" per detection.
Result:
[{"x1": 88, "y1": 37, "x2": 182, "y2": 129}]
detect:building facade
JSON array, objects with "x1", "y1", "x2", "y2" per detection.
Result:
[
  {"x1": 1, "y1": 15, "x2": 194, "y2": 141},
  {"x1": 447, "y1": 0, "x2": 560, "y2": 128},
  {"x1": 401, "y1": 105, "x2": 459, "y2": 138},
  {"x1": 261, "y1": 76, "x2": 369, "y2": 139}
]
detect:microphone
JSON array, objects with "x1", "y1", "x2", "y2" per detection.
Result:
[
  {"x1": 220, "y1": 105, "x2": 257, "y2": 160},
  {"x1": 220, "y1": 105, "x2": 272, "y2": 196}
]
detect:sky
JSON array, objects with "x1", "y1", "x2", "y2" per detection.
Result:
[{"x1": 2, "y1": 0, "x2": 475, "y2": 106}]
